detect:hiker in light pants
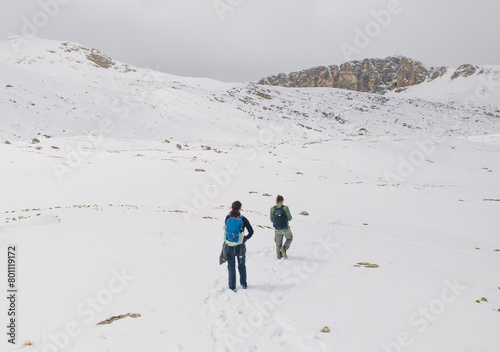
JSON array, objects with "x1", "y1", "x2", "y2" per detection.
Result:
[{"x1": 270, "y1": 195, "x2": 293, "y2": 259}]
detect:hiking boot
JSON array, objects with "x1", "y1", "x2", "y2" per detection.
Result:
[
  {"x1": 229, "y1": 287, "x2": 237, "y2": 292},
  {"x1": 242, "y1": 284, "x2": 248, "y2": 289},
  {"x1": 280, "y1": 247, "x2": 287, "y2": 259}
]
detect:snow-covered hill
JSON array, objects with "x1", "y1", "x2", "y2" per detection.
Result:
[
  {"x1": 0, "y1": 37, "x2": 499, "y2": 352},
  {"x1": 388, "y1": 64, "x2": 500, "y2": 107},
  {"x1": 1, "y1": 37, "x2": 499, "y2": 145}
]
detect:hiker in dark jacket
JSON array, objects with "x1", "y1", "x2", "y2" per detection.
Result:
[
  {"x1": 270, "y1": 195, "x2": 293, "y2": 259},
  {"x1": 224, "y1": 201, "x2": 254, "y2": 291}
]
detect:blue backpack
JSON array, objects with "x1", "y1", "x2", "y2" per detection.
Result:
[{"x1": 224, "y1": 216, "x2": 244, "y2": 243}]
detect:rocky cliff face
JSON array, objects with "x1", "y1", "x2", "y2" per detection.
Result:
[
  {"x1": 450, "y1": 63, "x2": 482, "y2": 80},
  {"x1": 258, "y1": 56, "x2": 448, "y2": 94}
]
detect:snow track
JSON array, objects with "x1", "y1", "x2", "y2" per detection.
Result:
[{"x1": 204, "y1": 227, "x2": 341, "y2": 352}]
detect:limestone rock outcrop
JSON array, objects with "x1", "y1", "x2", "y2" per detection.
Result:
[
  {"x1": 451, "y1": 64, "x2": 478, "y2": 80},
  {"x1": 258, "y1": 56, "x2": 448, "y2": 94}
]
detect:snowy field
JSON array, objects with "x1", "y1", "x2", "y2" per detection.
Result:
[{"x1": 1, "y1": 38, "x2": 499, "y2": 352}]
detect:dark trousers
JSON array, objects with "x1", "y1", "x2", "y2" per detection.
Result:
[{"x1": 226, "y1": 244, "x2": 246, "y2": 289}]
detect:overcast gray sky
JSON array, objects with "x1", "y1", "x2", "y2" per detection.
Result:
[{"x1": 1, "y1": 0, "x2": 499, "y2": 82}]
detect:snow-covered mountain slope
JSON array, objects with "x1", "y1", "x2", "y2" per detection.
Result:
[
  {"x1": 1, "y1": 37, "x2": 499, "y2": 146},
  {"x1": 0, "y1": 37, "x2": 499, "y2": 352},
  {"x1": 388, "y1": 64, "x2": 500, "y2": 107}
]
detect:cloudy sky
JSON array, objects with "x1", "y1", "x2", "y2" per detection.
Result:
[{"x1": 1, "y1": 0, "x2": 499, "y2": 82}]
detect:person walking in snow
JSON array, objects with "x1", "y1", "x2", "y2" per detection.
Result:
[
  {"x1": 270, "y1": 195, "x2": 293, "y2": 259},
  {"x1": 223, "y1": 201, "x2": 254, "y2": 291}
]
